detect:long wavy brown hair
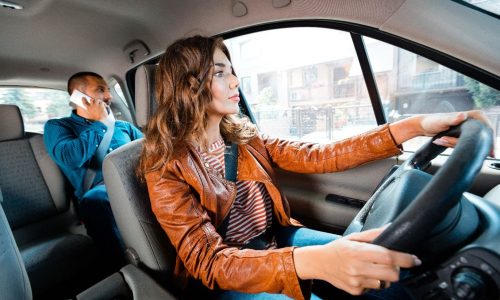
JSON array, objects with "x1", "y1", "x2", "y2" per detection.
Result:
[{"x1": 139, "y1": 35, "x2": 257, "y2": 175}]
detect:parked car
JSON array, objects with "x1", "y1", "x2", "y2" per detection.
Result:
[{"x1": 0, "y1": 0, "x2": 499, "y2": 299}]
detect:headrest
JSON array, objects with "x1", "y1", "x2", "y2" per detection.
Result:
[
  {"x1": 0, "y1": 104, "x2": 24, "y2": 142},
  {"x1": 135, "y1": 64, "x2": 158, "y2": 128}
]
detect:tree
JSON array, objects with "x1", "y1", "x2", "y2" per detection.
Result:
[{"x1": 465, "y1": 78, "x2": 500, "y2": 109}]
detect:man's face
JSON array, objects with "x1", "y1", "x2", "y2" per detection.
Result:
[{"x1": 83, "y1": 76, "x2": 112, "y2": 105}]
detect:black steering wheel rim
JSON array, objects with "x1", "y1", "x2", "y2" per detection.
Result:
[{"x1": 344, "y1": 119, "x2": 493, "y2": 253}]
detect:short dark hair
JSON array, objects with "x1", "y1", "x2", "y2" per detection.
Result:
[{"x1": 67, "y1": 71, "x2": 103, "y2": 94}]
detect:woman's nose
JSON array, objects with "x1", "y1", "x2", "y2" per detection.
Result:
[{"x1": 230, "y1": 74, "x2": 239, "y2": 89}]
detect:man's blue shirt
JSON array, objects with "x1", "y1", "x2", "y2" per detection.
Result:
[{"x1": 44, "y1": 111, "x2": 143, "y2": 199}]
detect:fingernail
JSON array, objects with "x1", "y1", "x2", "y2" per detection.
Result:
[
  {"x1": 433, "y1": 139, "x2": 445, "y2": 146},
  {"x1": 413, "y1": 255, "x2": 422, "y2": 266}
]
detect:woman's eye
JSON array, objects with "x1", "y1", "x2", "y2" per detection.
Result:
[{"x1": 214, "y1": 71, "x2": 224, "y2": 78}]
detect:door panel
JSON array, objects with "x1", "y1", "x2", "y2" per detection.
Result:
[
  {"x1": 276, "y1": 157, "x2": 397, "y2": 234},
  {"x1": 279, "y1": 155, "x2": 499, "y2": 235}
]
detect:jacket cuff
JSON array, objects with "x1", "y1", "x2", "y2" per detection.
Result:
[
  {"x1": 386, "y1": 123, "x2": 404, "y2": 150},
  {"x1": 282, "y1": 247, "x2": 311, "y2": 300},
  {"x1": 370, "y1": 124, "x2": 404, "y2": 157}
]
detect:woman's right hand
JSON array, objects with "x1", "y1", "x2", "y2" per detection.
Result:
[{"x1": 293, "y1": 226, "x2": 421, "y2": 295}]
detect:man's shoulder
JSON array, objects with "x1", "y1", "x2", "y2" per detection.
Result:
[
  {"x1": 115, "y1": 120, "x2": 141, "y2": 132},
  {"x1": 115, "y1": 119, "x2": 135, "y2": 127},
  {"x1": 45, "y1": 116, "x2": 73, "y2": 128},
  {"x1": 115, "y1": 119, "x2": 131, "y2": 125}
]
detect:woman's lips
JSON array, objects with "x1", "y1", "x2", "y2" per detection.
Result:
[{"x1": 229, "y1": 95, "x2": 240, "y2": 102}]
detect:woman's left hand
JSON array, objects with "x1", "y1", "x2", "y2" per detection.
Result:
[
  {"x1": 422, "y1": 111, "x2": 494, "y2": 156},
  {"x1": 390, "y1": 110, "x2": 495, "y2": 157}
]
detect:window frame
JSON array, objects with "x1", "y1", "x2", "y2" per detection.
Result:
[
  {"x1": 451, "y1": 0, "x2": 500, "y2": 20},
  {"x1": 218, "y1": 20, "x2": 500, "y2": 127}
]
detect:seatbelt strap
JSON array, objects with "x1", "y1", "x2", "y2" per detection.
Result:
[
  {"x1": 217, "y1": 141, "x2": 238, "y2": 237},
  {"x1": 224, "y1": 142, "x2": 238, "y2": 183},
  {"x1": 82, "y1": 111, "x2": 116, "y2": 193}
]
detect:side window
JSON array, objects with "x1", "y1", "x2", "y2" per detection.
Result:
[
  {"x1": 364, "y1": 37, "x2": 500, "y2": 157},
  {"x1": 0, "y1": 87, "x2": 71, "y2": 133},
  {"x1": 226, "y1": 27, "x2": 499, "y2": 158},
  {"x1": 225, "y1": 28, "x2": 378, "y2": 143},
  {"x1": 111, "y1": 81, "x2": 129, "y2": 108}
]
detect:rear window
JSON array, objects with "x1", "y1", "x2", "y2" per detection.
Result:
[{"x1": 0, "y1": 87, "x2": 71, "y2": 133}]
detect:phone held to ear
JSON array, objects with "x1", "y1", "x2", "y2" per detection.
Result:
[{"x1": 69, "y1": 90, "x2": 91, "y2": 110}]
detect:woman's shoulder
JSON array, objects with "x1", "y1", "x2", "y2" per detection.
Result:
[{"x1": 145, "y1": 145, "x2": 195, "y2": 178}]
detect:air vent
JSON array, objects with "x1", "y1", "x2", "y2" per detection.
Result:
[{"x1": 0, "y1": 0, "x2": 23, "y2": 10}]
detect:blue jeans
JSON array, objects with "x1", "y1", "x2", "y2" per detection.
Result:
[
  {"x1": 217, "y1": 227, "x2": 412, "y2": 300},
  {"x1": 79, "y1": 184, "x2": 124, "y2": 265}
]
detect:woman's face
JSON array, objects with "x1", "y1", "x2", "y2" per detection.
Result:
[{"x1": 207, "y1": 48, "x2": 240, "y2": 118}]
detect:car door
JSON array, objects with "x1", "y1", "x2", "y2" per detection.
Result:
[{"x1": 223, "y1": 25, "x2": 500, "y2": 235}]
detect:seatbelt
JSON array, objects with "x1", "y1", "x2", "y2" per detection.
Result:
[
  {"x1": 82, "y1": 110, "x2": 116, "y2": 194},
  {"x1": 217, "y1": 141, "x2": 238, "y2": 237},
  {"x1": 224, "y1": 142, "x2": 238, "y2": 183},
  {"x1": 217, "y1": 142, "x2": 275, "y2": 249}
]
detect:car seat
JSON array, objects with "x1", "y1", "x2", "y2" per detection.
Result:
[
  {"x1": 103, "y1": 65, "x2": 177, "y2": 289},
  {"x1": 0, "y1": 189, "x2": 32, "y2": 300},
  {"x1": 0, "y1": 104, "x2": 107, "y2": 297},
  {"x1": 1, "y1": 186, "x2": 175, "y2": 300}
]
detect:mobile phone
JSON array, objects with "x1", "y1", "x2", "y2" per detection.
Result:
[{"x1": 69, "y1": 90, "x2": 91, "y2": 110}]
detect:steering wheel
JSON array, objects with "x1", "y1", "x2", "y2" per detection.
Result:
[{"x1": 344, "y1": 119, "x2": 493, "y2": 256}]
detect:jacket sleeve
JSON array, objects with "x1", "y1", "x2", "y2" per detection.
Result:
[
  {"x1": 146, "y1": 166, "x2": 308, "y2": 300},
  {"x1": 43, "y1": 119, "x2": 107, "y2": 168},
  {"x1": 262, "y1": 124, "x2": 402, "y2": 174}
]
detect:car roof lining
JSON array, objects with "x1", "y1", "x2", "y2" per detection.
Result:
[{"x1": 0, "y1": 0, "x2": 498, "y2": 90}]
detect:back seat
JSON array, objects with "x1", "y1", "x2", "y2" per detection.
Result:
[{"x1": 0, "y1": 104, "x2": 101, "y2": 297}]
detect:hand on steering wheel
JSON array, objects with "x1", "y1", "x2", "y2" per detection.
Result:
[{"x1": 345, "y1": 119, "x2": 493, "y2": 256}]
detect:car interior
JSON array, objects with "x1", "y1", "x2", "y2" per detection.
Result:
[{"x1": 0, "y1": 0, "x2": 499, "y2": 299}]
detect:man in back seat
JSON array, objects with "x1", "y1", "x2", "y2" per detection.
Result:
[{"x1": 44, "y1": 72, "x2": 143, "y2": 267}]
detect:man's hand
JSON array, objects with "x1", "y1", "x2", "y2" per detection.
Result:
[{"x1": 80, "y1": 97, "x2": 109, "y2": 122}]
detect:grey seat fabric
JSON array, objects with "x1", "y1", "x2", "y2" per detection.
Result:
[
  {"x1": 103, "y1": 140, "x2": 176, "y2": 282},
  {"x1": 2, "y1": 187, "x2": 175, "y2": 300},
  {"x1": 108, "y1": 63, "x2": 176, "y2": 275},
  {"x1": 134, "y1": 64, "x2": 158, "y2": 128},
  {"x1": 0, "y1": 104, "x2": 99, "y2": 296},
  {"x1": 104, "y1": 64, "x2": 177, "y2": 287},
  {"x1": 0, "y1": 191, "x2": 32, "y2": 300},
  {"x1": 77, "y1": 264, "x2": 177, "y2": 300}
]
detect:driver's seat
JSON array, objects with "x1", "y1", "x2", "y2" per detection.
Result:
[
  {"x1": 102, "y1": 64, "x2": 177, "y2": 288},
  {"x1": 102, "y1": 139, "x2": 176, "y2": 282}
]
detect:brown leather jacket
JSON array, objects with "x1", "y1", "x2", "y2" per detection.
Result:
[{"x1": 145, "y1": 124, "x2": 401, "y2": 299}]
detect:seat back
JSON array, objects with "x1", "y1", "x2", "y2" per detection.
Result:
[
  {"x1": 103, "y1": 140, "x2": 176, "y2": 281},
  {"x1": 0, "y1": 105, "x2": 72, "y2": 235},
  {"x1": 134, "y1": 64, "x2": 158, "y2": 128},
  {"x1": 0, "y1": 104, "x2": 98, "y2": 296},
  {"x1": 0, "y1": 190, "x2": 32, "y2": 300},
  {"x1": 104, "y1": 63, "x2": 176, "y2": 284}
]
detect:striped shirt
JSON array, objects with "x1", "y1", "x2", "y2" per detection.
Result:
[{"x1": 198, "y1": 137, "x2": 273, "y2": 247}]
